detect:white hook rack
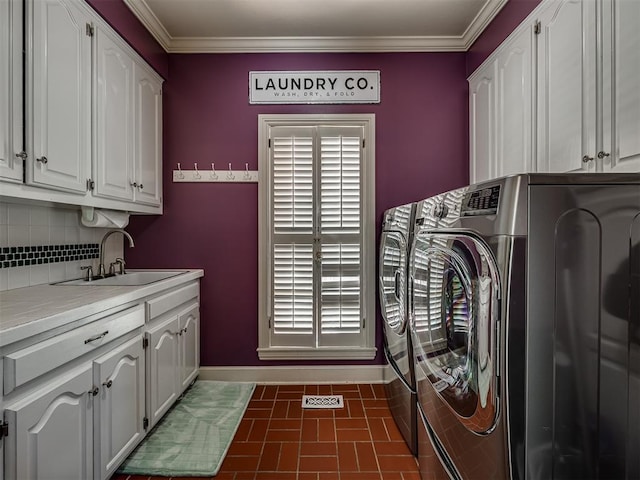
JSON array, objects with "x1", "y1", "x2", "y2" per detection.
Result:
[{"x1": 173, "y1": 162, "x2": 258, "y2": 183}]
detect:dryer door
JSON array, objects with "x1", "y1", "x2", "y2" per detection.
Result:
[
  {"x1": 379, "y1": 230, "x2": 409, "y2": 335},
  {"x1": 410, "y1": 230, "x2": 500, "y2": 434}
]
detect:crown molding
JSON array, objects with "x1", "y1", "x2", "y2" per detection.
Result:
[
  {"x1": 167, "y1": 36, "x2": 470, "y2": 53},
  {"x1": 124, "y1": 0, "x2": 507, "y2": 54},
  {"x1": 122, "y1": 0, "x2": 171, "y2": 51}
]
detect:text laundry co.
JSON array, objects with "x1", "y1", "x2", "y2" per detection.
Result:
[{"x1": 249, "y1": 71, "x2": 380, "y2": 104}]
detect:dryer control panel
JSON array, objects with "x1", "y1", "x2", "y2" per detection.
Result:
[{"x1": 461, "y1": 185, "x2": 501, "y2": 216}]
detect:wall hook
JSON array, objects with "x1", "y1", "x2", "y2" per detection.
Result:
[
  {"x1": 227, "y1": 162, "x2": 235, "y2": 180},
  {"x1": 177, "y1": 162, "x2": 185, "y2": 179},
  {"x1": 194, "y1": 162, "x2": 201, "y2": 179},
  {"x1": 210, "y1": 163, "x2": 218, "y2": 179},
  {"x1": 243, "y1": 163, "x2": 252, "y2": 180}
]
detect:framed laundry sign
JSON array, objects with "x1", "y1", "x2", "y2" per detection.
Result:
[{"x1": 249, "y1": 70, "x2": 380, "y2": 104}]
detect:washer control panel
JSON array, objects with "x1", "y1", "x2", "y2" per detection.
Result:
[{"x1": 461, "y1": 185, "x2": 501, "y2": 216}]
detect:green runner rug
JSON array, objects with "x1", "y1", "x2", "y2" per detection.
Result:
[{"x1": 117, "y1": 380, "x2": 255, "y2": 477}]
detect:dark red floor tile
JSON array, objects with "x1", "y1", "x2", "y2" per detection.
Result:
[
  {"x1": 355, "y1": 441, "x2": 379, "y2": 472},
  {"x1": 257, "y1": 442, "x2": 281, "y2": 471},
  {"x1": 298, "y1": 455, "x2": 339, "y2": 472},
  {"x1": 337, "y1": 441, "x2": 359, "y2": 471},
  {"x1": 377, "y1": 454, "x2": 419, "y2": 472},
  {"x1": 277, "y1": 442, "x2": 299, "y2": 471}
]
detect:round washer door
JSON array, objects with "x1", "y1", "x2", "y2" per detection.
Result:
[
  {"x1": 379, "y1": 230, "x2": 409, "y2": 335},
  {"x1": 410, "y1": 230, "x2": 500, "y2": 433}
]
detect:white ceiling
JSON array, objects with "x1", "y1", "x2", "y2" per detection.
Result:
[{"x1": 123, "y1": 0, "x2": 508, "y2": 53}]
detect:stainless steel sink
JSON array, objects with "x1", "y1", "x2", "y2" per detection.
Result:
[{"x1": 54, "y1": 270, "x2": 187, "y2": 286}]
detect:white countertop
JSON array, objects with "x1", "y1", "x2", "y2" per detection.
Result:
[{"x1": 0, "y1": 269, "x2": 204, "y2": 348}]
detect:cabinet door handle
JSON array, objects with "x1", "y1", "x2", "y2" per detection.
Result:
[
  {"x1": 36, "y1": 156, "x2": 48, "y2": 164},
  {"x1": 582, "y1": 155, "x2": 593, "y2": 164},
  {"x1": 89, "y1": 386, "x2": 99, "y2": 396},
  {"x1": 84, "y1": 330, "x2": 109, "y2": 344},
  {"x1": 597, "y1": 151, "x2": 610, "y2": 159},
  {"x1": 138, "y1": 184, "x2": 144, "y2": 190},
  {"x1": 130, "y1": 182, "x2": 138, "y2": 188},
  {"x1": 15, "y1": 151, "x2": 27, "y2": 160},
  {"x1": 102, "y1": 380, "x2": 113, "y2": 389}
]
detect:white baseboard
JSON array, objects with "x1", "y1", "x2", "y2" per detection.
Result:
[{"x1": 198, "y1": 364, "x2": 392, "y2": 385}]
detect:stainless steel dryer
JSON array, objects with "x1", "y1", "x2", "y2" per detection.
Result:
[
  {"x1": 409, "y1": 173, "x2": 640, "y2": 480},
  {"x1": 379, "y1": 202, "x2": 417, "y2": 455}
]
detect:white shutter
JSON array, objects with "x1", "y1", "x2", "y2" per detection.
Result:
[
  {"x1": 320, "y1": 134, "x2": 361, "y2": 234},
  {"x1": 320, "y1": 243, "x2": 361, "y2": 334},
  {"x1": 272, "y1": 133, "x2": 313, "y2": 232},
  {"x1": 318, "y1": 127, "x2": 364, "y2": 346},
  {"x1": 267, "y1": 124, "x2": 366, "y2": 350},
  {"x1": 273, "y1": 243, "x2": 313, "y2": 334},
  {"x1": 270, "y1": 127, "x2": 315, "y2": 347}
]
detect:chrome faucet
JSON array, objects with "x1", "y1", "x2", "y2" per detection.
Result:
[{"x1": 98, "y1": 229, "x2": 135, "y2": 277}]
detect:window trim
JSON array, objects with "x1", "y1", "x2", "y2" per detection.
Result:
[{"x1": 257, "y1": 114, "x2": 376, "y2": 361}]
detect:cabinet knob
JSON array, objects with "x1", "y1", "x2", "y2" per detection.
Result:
[
  {"x1": 131, "y1": 182, "x2": 138, "y2": 188},
  {"x1": 36, "y1": 156, "x2": 48, "y2": 164},
  {"x1": 102, "y1": 380, "x2": 113, "y2": 389},
  {"x1": 15, "y1": 151, "x2": 27, "y2": 160},
  {"x1": 582, "y1": 155, "x2": 593, "y2": 164},
  {"x1": 597, "y1": 151, "x2": 610, "y2": 159},
  {"x1": 89, "y1": 386, "x2": 99, "y2": 396},
  {"x1": 138, "y1": 184, "x2": 144, "y2": 190}
]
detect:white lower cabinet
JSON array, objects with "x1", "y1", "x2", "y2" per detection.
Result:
[
  {"x1": 145, "y1": 282, "x2": 200, "y2": 429},
  {"x1": 93, "y1": 336, "x2": 146, "y2": 480},
  {"x1": 4, "y1": 364, "x2": 94, "y2": 480},
  {"x1": 146, "y1": 315, "x2": 180, "y2": 429},
  {"x1": 179, "y1": 303, "x2": 200, "y2": 391},
  {"x1": 1, "y1": 280, "x2": 201, "y2": 479}
]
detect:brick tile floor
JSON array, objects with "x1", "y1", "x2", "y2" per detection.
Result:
[{"x1": 112, "y1": 383, "x2": 420, "y2": 480}]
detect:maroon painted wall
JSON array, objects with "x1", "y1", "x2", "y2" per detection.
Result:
[
  {"x1": 466, "y1": 0, "x2": 542, "y2": 76},
  {"x1": 85, "y1": 0, "x2": 169, "y2": 78},
  {"x1": 125, "y1": 53, "x2": 469, "y2": 367}
]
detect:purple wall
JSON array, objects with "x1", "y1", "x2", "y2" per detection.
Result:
[
  {"x1": 125, "y1": 53, "x2": 469, "y2": 367},
  {"x1": 466, "y1": 0, "x2": 542, "y2": 76},
  {"x1": 89, "y1": 0, "x2": 539, "y2": 368},
  {"x1": 85, "y1": 0, "x2": 169, "y2": 78}
]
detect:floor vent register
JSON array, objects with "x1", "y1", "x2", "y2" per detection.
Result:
[{"x1": 301, "y1": 395, "x2": 344, "y2": 409}]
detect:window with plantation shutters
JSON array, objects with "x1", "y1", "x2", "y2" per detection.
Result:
[{"x1": 258, "y1": 115, "x2": 376, "y2": 360}]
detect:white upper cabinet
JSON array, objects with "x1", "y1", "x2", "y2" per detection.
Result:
[
  {"x1": 133, "y1": 64, "x2": 163, "y2": 207},
  {"x1": 94, "y1": 30, "x2": 163, "y2": 207},
  {"x1": 26, "y1": 0, "x2": 92, "y2": 193},
  {"x1": 469, "y1": 22, "x2": 535, "y2": 183},
  {"x1": 602, "y1": 0, "x2": 640, "y2": 172},
  {"x1": 496, "y1": 25, "x2": 535, "y2": 177},
  {"x1": 469, "y1": 65, "x2": 497, "y2": 184},
  {"x1": 0, "y1": 0, "x2": 23, "y2": 183},
  {"x1": 3, "y1": 0, "x2": 163, "y2": 213},
  {"x1": 469, "y1": 0, "x2": 639, "y2": 180},
  {"x1": 537, "y1": 0, "x2": 597, "y2": 173},
  {"x1": 94, "y1": 27, "x2": 135, "y2": 202}
]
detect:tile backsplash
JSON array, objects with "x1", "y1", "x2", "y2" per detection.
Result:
[{"x1": 0, "y1": 201, "x2": 124, "y2": 291}]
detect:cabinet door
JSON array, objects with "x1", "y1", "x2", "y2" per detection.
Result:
[
  {"x1": 0, "y1": 0, "x2": 23, "y2": 183},
  {"x1": 94, "y1": 28, "x2": 135, "y2": 202},
  {"x1": 469, "y1": 62, "x2": 497, "y2": 183},
  {"x1": 93, "y1": 336, "x2": 145, "y2": 480},
  {"x1": 496, "y1": 24, "x2": 535, "y2": 177},
  {"x1": 133, "y1": 64, "x2": 163, "y2": 206},
  {"x1": 537, "y1": 0, "x2": 597, "y2": 173},
  {"x1": 146, "y1": 315, "x2": 179, "y2": 428},
  {"x1": 603, "y1": 0, "x2": 640, "y2": 172},
  {"x1": 4, "y1": 364, "x2": 94, "y2": 480},
  {"x1": 178, "y1": 303, "x2": 200, "y2": 392},
  {"x1": 27, "y1": 0, "x2": 91, "y2": 193}
]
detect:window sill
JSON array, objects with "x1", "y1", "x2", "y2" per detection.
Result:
[{"x1": 257, "y1": 346, "x2": 377, "y2": 361}]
